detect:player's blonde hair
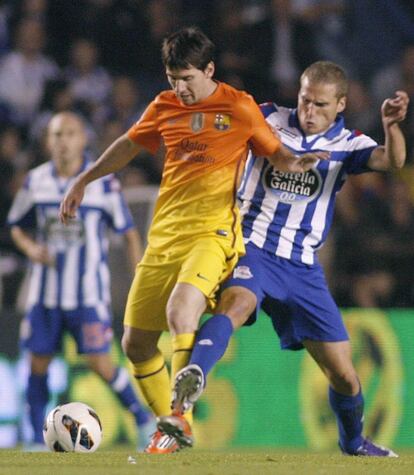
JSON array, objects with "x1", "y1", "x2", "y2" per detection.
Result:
[{"x1": 301, "y1": 61, "x2": 348, "y2": 99}]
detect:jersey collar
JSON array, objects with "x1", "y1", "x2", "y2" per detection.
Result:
[
  {"x1": 51, "y1": 155, "x2": 91, "y2": 194},
  {"x1": 51, "y1": 154, "x2": 90, "y2": 180}
]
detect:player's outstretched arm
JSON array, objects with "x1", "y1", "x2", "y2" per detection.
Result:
[
  {"x1": 59, "y1": 134, "x2": 142, "y2": 224},
  {"x1": 368, "y1": 90, "x2": 409, "y2": 171},
  {"x1": 268, "y1": 143, "x2": 330, "y2": 173}
]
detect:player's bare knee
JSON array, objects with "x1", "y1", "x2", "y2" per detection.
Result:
[
  {"x1": 86, "y1": 355, "x2": 113, "y2": 381},
  {"x1": 166, "y1": 312, "x2": 196, "y2": 334},
  {"x1": 166, "y1": 303, "x2": 199, "y2": 334},
  {"x1": 329, "y1": 369, "x2": 360, "y2": 395},
  {"x1": 166, "y1": 306, "x2": 181, "y2": 333},
  {"x1": 121, "y1": 331, "x2": 130, "y2": 354},
  {"x1": 216, "y1": 287, "x2": 256, "y2": 329},
  {"x1": 121, "y1": 331, "x2": 143, "y2": 362},
  {"x1": 166, "y1": 283, "x2": 206, "y2": 334},
  {"x1": 30, "y1": 353, "x2": 52, "y2": 375},
  {"x1": 122, "y1": 328, "x2": 159, "y2": 362}
]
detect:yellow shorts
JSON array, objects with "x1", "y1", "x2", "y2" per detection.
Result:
[{"x1": 124, "y1": 236, "x2": 240, "y2": 331}]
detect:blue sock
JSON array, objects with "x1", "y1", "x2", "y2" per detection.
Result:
[
  {"x1": 190, "y1": 314, "x2": 233, "y2": 378},
  {"x1": 109, "y1": 367, "x2": 150, "y2": 426},
  {"x1": 329, "y1": 386, "x2": 364, "y2": 452},
  {"x1": 27, "y1": 373, "x2": 49, "y2": 444}
]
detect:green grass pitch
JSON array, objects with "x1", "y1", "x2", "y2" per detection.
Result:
[{"x1": 2, "y1": 449, "x2": 414, "y2": 475}]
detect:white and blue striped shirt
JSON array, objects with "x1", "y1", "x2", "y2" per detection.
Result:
[
  {"x1": 239, "y1": 103, "x2": 377, "y2": 265},
  {"x1": 7, "y1": 158, "x2": 134, "y2": 310}
]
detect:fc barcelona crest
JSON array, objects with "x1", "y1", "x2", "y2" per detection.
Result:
[
  {"x1": 214, "y1": 113, "x2": 231, "y2": 131},
  {"x1": 190, "y1": 112, "x2": 205, "y2": 132}
]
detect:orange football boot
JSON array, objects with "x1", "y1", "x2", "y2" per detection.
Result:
[
  {"x1": 156, "y1": 413, "x2": 194, "y2": 449},
  {"x1": 144, "y1": 430, "x2": 180, "y2": 454}
]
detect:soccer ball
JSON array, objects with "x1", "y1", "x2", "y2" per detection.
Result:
[{"x1": 43, "y1": 402, "x2": 103, "y2": 452}]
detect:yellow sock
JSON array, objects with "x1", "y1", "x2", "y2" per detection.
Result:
[
  {"x1": 132, "y1": 350, "x2": 171, "y2": 417},
  {"x1": 171, "y1": 333, "x2": 195, "y2": 424},
  {"x1": 171, "y1": 333, "x2": 196, "y2": 380}
]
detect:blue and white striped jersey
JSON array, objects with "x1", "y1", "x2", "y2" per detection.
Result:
[
  {"x1": 239, "y1": 103, "x2": 378, "y2": 265},
  {"x1": 7, "y1": 158, "x2": 134, "y2": 310}
]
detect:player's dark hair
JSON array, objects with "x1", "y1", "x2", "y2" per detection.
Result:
[
  {"x1": 301, "y1": 61, "x2": 348, "y2": 98},
  {"x1": 161, "y1": 26, "x2": 215, "y2": 71}
]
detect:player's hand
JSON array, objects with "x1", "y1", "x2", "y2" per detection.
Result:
[
  {"x1": 27, "y1": 243, "x2": 54, "y2": 266},
  {"x1": 290, "y1": 150, "x2": 330, "y2": 173},
  {"x1": 381, "y1": 90, "x2": 409, "y2": 127},
  {"x1": 59, "y1": 179, "x2": 85, "y2": 225},
  {"x1": 270, "y1": 145, "x2": 330, "y2": 172}
]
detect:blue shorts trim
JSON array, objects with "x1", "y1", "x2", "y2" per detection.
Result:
[
  {"x1": 21, "y1": 304, "x2": 113, "y2": 355},
  {"x1": 223, "y1": 242, "x2": 349, "y2": 350}
]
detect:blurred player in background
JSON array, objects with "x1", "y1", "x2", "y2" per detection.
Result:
[
  {"x1": 59, "y1": 27, "x2": 328, "y2": 453},
  {"x1": 170, "y1": 61, "x2": 409, "y2": 457},
  {"x1": 7, "y1": 112, "x2": 155, "y2": 451}
]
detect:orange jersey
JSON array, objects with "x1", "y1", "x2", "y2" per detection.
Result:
[{"x1": 127, "y1": 81, "x2": 281, "y2": 253}]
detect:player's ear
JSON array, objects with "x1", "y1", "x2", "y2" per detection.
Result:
[
  {"x1": 337, "y1": 96, "x2": 346, "y2": 113},
  {"x1": 204, "y1": 61, "x2": 214, "y2": 78}
]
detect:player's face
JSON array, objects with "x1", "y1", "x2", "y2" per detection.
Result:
[
  {"x1": 166, "y1": 62, "x2": 215, "y2": 105},
  {"x1": 297, "y1": 77, "x2": 346, "y2": 135},
  {"x1": 47, "y1": 114, "x2": 87, "y2": 169}
]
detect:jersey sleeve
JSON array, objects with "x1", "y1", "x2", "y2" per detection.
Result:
[
  {"x1": 102, "y1": 175, "x2": 135, "y2": 233},
  {"x1": 7, "y1": 175, "x2": 36, "y2": 228},
  {"x1": 344, "y1": 131, "x2": 378, "y2": 174},
  {"x1": 127, "y1": 100, "x2": 161, "y2": 154},
  {"x1": 237, "y1": 94, "x2": 281, "y2": 156}
]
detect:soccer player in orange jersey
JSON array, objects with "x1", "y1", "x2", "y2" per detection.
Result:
[{"x1": 60, "y1": 26, "x2": 328, "y2": 453}]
